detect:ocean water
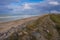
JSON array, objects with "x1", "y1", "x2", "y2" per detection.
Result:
[{"x1": 0, "y1": 15, "x2": 38, "y2": 23}]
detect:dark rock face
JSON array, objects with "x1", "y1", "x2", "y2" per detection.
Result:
[{"x1": 0, "y1": 14, "x2": 60, "y2": 40}]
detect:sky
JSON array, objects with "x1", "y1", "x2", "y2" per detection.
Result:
[{"x1": 0, "y1": 0, "x2": 60, "y2": 16}]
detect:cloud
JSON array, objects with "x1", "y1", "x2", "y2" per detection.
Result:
[
  {"x1": 23, "y1": 3, "x2": 32, "y2": 10},
  {"x1": 36, "y1": 0, "x2": 60, "y2": 13},
  {"x1": 0, "y1": 0, "x2": 19, "y2": 5},
  {"x1": 0, "y1": 0, "x2": 60, "y2": 15},
  {"x1": 7, "y1": 2, "x2": 40, "y2": 14},
  {"x1": 51, "y1": 10, "x2": 60, "y2": 13},
  {"x1": 49, "y1": 1, "x2": 59, "y2": 5},
  {"x1": 5, "y1": 0, "x2": 60, "y2": 14}
]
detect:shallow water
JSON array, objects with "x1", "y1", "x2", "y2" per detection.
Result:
[{"x1": 0, "y1": 15, "x2": 38, "y2": 23}]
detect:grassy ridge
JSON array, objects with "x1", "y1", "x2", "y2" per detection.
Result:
[
  {"x1": 50, "y1": 14, "x2": 60, "y2": 35},
  {"x1": 50, "y1": 14, "x2": 60, "y2": 24}
]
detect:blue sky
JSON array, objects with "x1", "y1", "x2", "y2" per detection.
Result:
[{"x1": 0, "y1": 0, "x2": 60, "y2": 16}]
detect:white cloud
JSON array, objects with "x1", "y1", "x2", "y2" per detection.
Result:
[
  {"x1": 7, "y1": 2, "x2": 38, "y2": 13},
  {"x1": 23, "y1": 3, "x2": 32, "y2": 10},
  {"x1": 7, "y1": 4, "x2": 23, "y2": 13},
  {"x1": 49, "y1": 1, "x2": 59, "y2": 5},
  {"x1": 51, "y1": 10, "x2": 60, "y2": 13}
]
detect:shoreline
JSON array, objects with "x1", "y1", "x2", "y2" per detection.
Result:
[{"x1": 0, "y1": 15, "x2": 39, "y2": 23}]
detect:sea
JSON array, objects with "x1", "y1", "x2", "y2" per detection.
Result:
[{"x1": 0, "y1": 15, "x2": 38, "y2": 23}]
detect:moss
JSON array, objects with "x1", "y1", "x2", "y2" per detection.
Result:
[
  {"x1": 26, "y1": 15, "x2": 47, "y2": 31},
  {"x1": 26, "y1": 21, "x2": 39, "y2": 31},
  {"x1": 55, "y1": 25, "x2": 60, "y2": 35},
  {"x1": 50, "y1": 14, "x2": 60, "y2": 35},
  {"x1": 8, "y1": 32, "x2": 19, "y2": 40},
  {"x1": 47, "y1": 32, "x2": 52, "y2": 40},
  {"x1": 50, "y1": 14, "x2": 60, "y2": 24}
]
